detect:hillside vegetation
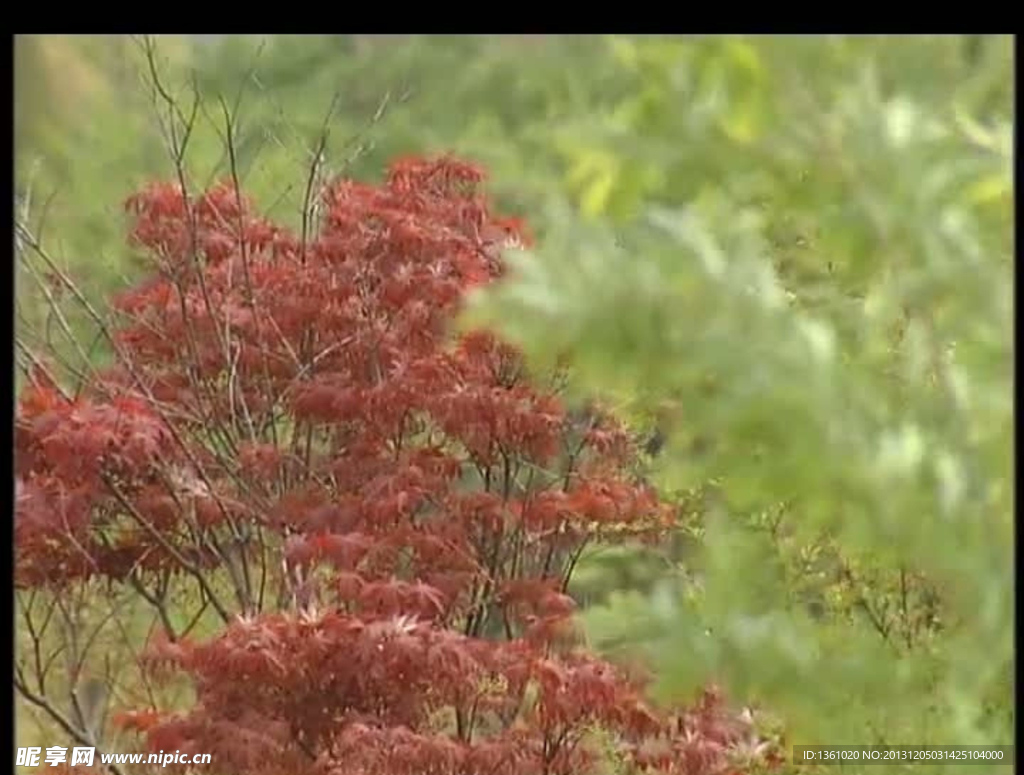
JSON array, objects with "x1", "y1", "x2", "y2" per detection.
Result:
[{"x1": 15, "y1": 35, "x2": 1013, "y2": 775}]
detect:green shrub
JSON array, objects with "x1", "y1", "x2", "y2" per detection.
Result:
[{"x1": 465, "y1": 34, "x2": 1013, "y2": 767}]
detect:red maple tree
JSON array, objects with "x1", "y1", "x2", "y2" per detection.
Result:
[{"x1": 16, "y1": 156, "x2": 783, "y2": 774}]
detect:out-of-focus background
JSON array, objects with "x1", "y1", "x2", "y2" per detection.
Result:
[
  {"x1": 13, "y1": 34, "x2": 1012, "y2": 371},
  {"x1": 15, "y1": 34, "x2": 1013, "y2": 767},
  {"x1": 15, "y1": 35, "x2": 624, "y2": 327}
]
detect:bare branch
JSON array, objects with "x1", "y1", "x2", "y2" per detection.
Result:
[{"x1": 15, "y1": 675, "x2": 125, "y2": 775}]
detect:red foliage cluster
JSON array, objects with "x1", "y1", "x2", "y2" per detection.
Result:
[
  {"x1": 16, "y1": 156, "x2": 782, "y2": 775},
  {"x1": 16, "y1": 369, "x2": 185, "y2": 586}
]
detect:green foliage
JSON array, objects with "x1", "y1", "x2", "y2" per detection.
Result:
[
  {"x1": 464, "y1": 34, "x2": 1013, "y2": 764},
  {"x1": 15, "y1": 36, "x2": 197, "y2": 271},
  {"x1": 15, "y1": 36, "x2": 200, "y2": 381},
  {"x1": 190, "y1": 35, "x2": 636, "y2": 227}
]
